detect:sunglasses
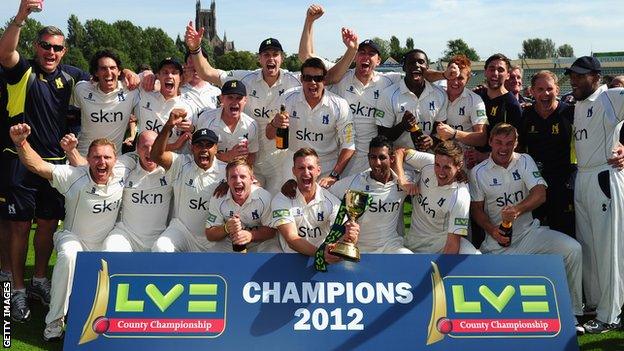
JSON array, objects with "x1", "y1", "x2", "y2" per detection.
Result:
[
  {"x1": 38, "y1": 41, "x2": 64, "y2": 53},
  {"x1": 301, "y1": 74, "x2": 325, "y2": 83}
]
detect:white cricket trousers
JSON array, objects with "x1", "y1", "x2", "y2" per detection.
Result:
[
  {"x1": 575, "y1": 164, "x2": 624, "y2": 324},
  {"x1": 45, "y1": 230, "x2": 103, "y2": 324}
]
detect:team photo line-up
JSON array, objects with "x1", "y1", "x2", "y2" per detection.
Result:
[{"x1": 1, "y1": 0, "x2": 624, "y2": 342}]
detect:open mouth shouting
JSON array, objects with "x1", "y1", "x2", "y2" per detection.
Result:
[
  {"x1": 305, "y1": 84, "x2": 322, "y2": 99},
  {"x1": 358, "y1": 61, "x2": 371, "y2": 73},
  {"x1": 435, "y1": 172, "x2": 449, "y2": 185},
  {"x1": 198, "y1": 152, "x2": 212, "y2": 165},
  {"x1": 101, "y1": 76, "x2": 117, "y2": 92},
  {"x1": 229, "y1": 104, "x2": 241, "y2": 114},
  {"x1": 265, "y1": 62, "x2": 278, "y2": 75},
  {"x1": 299, "y1": 175, "x2": 314, "y2": 191},
  {"x1": 232, "y1": 183, "x2": 246, "y2": 198},
  {"x1": 162, "y1": 79, "x2": 176, "y2": 95},
  {"x1": 91, "y1": 163, "x2": 110, "y2": 184},
  {"x1": 411, "y1": 69, "x2": 423, "y2": 80}
]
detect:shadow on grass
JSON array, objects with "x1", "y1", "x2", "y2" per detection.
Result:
[{"x1": 580, "y1": 337, "x2": 624, "y2": 351}]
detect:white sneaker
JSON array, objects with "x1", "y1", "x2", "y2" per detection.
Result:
[
  {"x1": 43, "y1": 318, "x2": 65, "y2": 342},
  {"x1": 575, "y1": 317, "x2": 585, "y2": 335}
]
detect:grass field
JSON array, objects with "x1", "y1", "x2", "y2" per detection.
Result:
[{"x1": 5, "y1": 220, "x2": 624, "y2": 351}]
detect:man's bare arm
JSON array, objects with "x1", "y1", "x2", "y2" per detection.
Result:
[{"x1": 10, "y1": 124, "x2": 54, "y2": 180}]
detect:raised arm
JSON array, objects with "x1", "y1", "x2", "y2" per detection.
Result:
[
  {"x1": 151, "y1": 108, "x2": 187, "y2": 170},
  {"x1": 9, "y1": 123, "x2": 53, "y2": 180},
  {"x1": 185, "y1": 21, "x2": 222, "y2": 86},
  {"x1": 60, "y1": 133, "x2": 87, "y2": 166},
  {"x1": 325, "y1": 28, "x2": 358, "y2": 85},
  {"x1": 298, "y1": 4, "x2": 324, "y2": 62},
  {"x1": 422, "y1": 63, "x2": 460, "y2": 83},
  {"x1": 0, "y1": 0, "x2": 38, "y2": 69}
]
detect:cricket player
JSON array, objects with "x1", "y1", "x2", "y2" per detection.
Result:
[
  {"x1": 205, "y1": 159, "x2": 278, "y2": 252},
  {"x1": 329, "y1": 135, "x2": 412, "y2": 253},
  {"x1": 395, "y1": 141, "x2": 479, "y2": 254},
  {"x1": 9, "y1": 123, "x2": 134, "y2": 340},
  {"x1": 271, "y1": 148, "x2": 359, "y2": 259},
  {"x1": 565, "y1": 56, "x2": 624, "y2": 333},
  {"x1": 150, "y1": 109, "x2": 225, "y2": 252},
  {"x1": 470, "y1": 123, "x2": 584, "y2": 334}
]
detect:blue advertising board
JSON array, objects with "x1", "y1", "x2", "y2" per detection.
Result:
[{"x1": 64, "y1": 253, "x2": 579, "y2": 350}]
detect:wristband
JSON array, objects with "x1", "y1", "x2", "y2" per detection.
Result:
[
  {"x1": 15, "y1": 139, "x2": 27, "y2": 148},
  {"x1": 223, "y1": 223, "x2": 230, "y2": 235},
  {"x1": 189, "y1": 46, "x2": 201, "y2": 55},
  {"x1": 451, "y1": 129, "x2": 457, "y2": 140}
]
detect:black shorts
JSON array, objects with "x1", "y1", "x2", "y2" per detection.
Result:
[
  {"x1": 0, "y1": 155, "x2": 65, "y2": 221},
  {"x1": 0, "y1": 152, "x2": 9, "y2": 209}
]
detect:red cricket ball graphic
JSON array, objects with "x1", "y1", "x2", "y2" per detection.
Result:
[
  {"x1": 93, "y1": 316, "x2": 110, "y2": 334},
  {"x1": 436, "y1": 317, "x2": 453, "y2": 334}
]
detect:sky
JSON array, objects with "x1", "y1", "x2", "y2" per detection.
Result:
[{"x1": 2, "y1": 0, "x2": 624, "y2": 62}]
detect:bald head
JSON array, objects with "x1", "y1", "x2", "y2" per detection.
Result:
[
  {"x1": 138, "y1": 130, "x2": 158, "y2": 146},
  {"x1": 137, "y1": 130, "x2": 158, "y2": 171}
]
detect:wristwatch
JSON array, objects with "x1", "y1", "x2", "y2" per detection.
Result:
[{"x1": 329, "y1": 170, "x2": 340, "y2": 180}]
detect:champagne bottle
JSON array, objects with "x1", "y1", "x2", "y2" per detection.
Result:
[
  {"x1": 232, "y1": 243, "x2": 248, "y2": 253},
  {"x1": 409, "y1": 122, "x2": 424, "y2": 149},
  {"x1": 499, "y1": 220, "x2": 513, "y2": 247},
  {"x1": 275, "y1": 104, "x2": 289, "y2": 149}
]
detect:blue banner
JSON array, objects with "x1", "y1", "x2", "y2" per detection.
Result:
[{"x1": 64, "y1": 253, "x2": 578, "y2": 350}]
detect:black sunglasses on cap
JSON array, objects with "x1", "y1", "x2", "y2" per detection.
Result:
[
  {"x1": 38, "y1": 41, "x2": 64, "y2": 53},
  {"x1": 301, "y1": 74, "x2": 325, "y2": 83}
]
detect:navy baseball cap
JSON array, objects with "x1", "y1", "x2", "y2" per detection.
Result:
[
  {"x1": 358, "y1": 39, "x2": 380, "y2": 55},
  {"x1": 157, "y1": 57, "x2": 183, "y2": 74},
  {"x1": 221, "y1": 80, "x2": 247, "y2": 96},
  {"x1": 259, "y1": 38, "x2": 283, "y2": 53},
  {"x1": 565, "y1": 56, "x2": 602, "y2": 75},
  {"x1": 192, "y1": 128, "x2": 218, "y2": 144}
]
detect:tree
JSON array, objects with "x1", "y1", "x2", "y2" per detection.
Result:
[
  {"x1": 442, "y1": 39, "x2": 479, "y2": 62},
  {"x1": 8, "y1": 18, "x2": 44, "y2": 58},
  {"x1": 67, "y1": 14, "x2": 86, "y2": 49},
  {"x1": 557, "y1": 44, "x2": 574, "y2": 58},
  {"x1": 83, "y1": 19, "x2": 123, "y2": 60},
  {"x1": 389, "y1": 35, "x2": 404, "y2": 61},
  {"x1": 113, "y1": 20, "x2": 149, "y2": 70},
  {"x1": 200, "y1": 39, "x2": 215, "y2": 66},
  {"x1": 371, "y1": 37, "x2": 390, "y2": 62},
  {"x1": 175, "y1": 35, "x2": 186, "y2": 57},
  {"x1": 520, "y1": 38, "x2": 556, "y2": 59},
  {"x1": 63, "y1": 47, "x2": 89, "y2": 71},
  {"x1": 142, "y1": 27, "x2": 182, "y2": 69},
  {"x1": 283, "y1": 53, "x2": 301, "y2": 72},
  {"x1": 215, "y1": 51, "x2": 258, "y2": 71},
  {"x1": 405, "y1": 37, "x2": 414, "y2": 50}
]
